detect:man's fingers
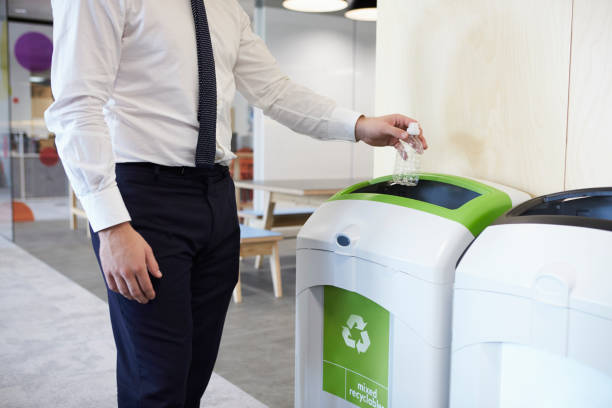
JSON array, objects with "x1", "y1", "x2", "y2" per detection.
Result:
[
  {"x1": 123, "y1": 273, "x2": 148, "y2": 303},
  {"x1": 145, "y1": 247, "x2": 162, "y2": 279},
  {"x1": 390, "y1": 114, "x2": 417, "y2": 130},
  {"x1": 418, "y1": 127, "x2": 428, "y2": 149},
  {"x1": 114, "y1": 275, "x2": 134, "y2": 301},
  {"x1": 106, "y1": 273, "x2": 119, "y2": 293},
  {"x1": 387, "y1": 125, "x2": 422, "y2": 152},
  {"x1": 387, "y1": 122, "x2": 429, "y2": 154},
  {"x1": 136, "y1": 268, "x2": 156, "y2": 301},
  {"x1": 386, "y1": 124, "x2": 408, "y2": 143},
  {"x1": 389, "y1": 114, "x2": 428, "y2": 150}
]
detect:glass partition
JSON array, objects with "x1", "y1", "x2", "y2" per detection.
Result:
[
  {"x1": 8, "y1": 17, "x2": 65, "y2": 242},
  {"x1": 0, "y1": 0, "x2": 12, "y2": 241}
]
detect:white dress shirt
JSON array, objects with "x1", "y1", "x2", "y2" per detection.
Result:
[{"x1": 45, "y1": 0, "x2": 362, "y2": 232}]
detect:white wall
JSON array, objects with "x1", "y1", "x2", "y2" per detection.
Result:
[{"x1": 253, "y1": 7, "x2": 375, "y2": 187}]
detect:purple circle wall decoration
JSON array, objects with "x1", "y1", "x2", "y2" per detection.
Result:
[{"x1": 14, "y1": 32, "x2": 53, "y2": 72}]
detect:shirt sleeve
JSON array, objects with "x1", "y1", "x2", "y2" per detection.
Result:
[
  {"x1": 233, "y1": 9, "x2": 362, "y2": 142},
  {"x1": 45, "y1": 0, "x2": 130, "y2": 232}
]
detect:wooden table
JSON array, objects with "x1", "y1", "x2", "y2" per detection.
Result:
[
  {"x1": 70, "y1": 187, "x2": 90, "y2": 237},
  {"x1": 234, "y1": 178, "x2": 366, "y2": 231}
]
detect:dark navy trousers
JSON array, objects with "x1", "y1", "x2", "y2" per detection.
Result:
[{"x1": 91, "y1": 162, "x2": 240, "y2": 408}]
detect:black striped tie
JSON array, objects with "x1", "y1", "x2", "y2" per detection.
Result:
[{"x1": 191, "y1": 0, "x2": 217, "y2": 167}]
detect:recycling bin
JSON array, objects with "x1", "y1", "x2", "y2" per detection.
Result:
[
  {"x1": 295, "y1": 174, "x2": 529, "y2": 408},
  {"x1": 450, "y1": 188, "x2": 612, "y2": 408}
]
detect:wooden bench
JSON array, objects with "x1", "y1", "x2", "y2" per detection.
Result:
[
  {"x1": 238, "y1": 207, "x2": 315, "y2": 228},
  {"x1": 233, "y1": 225, "x2": 284, "y2": 304}
]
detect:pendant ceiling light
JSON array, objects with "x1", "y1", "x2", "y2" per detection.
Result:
[
  {"x1": 282, "y1": 0, "x2": 348, "y2": 13},
  {"x1": 344, "y1": 0, "x2": 377, "y2": 21}
]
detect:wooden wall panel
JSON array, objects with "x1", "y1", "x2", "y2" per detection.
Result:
[
  {"x1": 565, "y1": 0, "x2": 612, "y2": 190},
  {"x1": 374, "y1": 0, "x2": 573, "y2": 196}
]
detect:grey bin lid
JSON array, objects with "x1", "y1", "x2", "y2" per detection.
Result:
[{"x1": 495, "y1": 188, "x2": 612, "y2": 232}]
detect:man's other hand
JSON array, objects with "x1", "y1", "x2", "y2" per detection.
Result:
[
  {"x1": 355, "y1": 114, "x2": 428, "y2": 151},
  {"x1": 98, "y1": 222, "x2": 162, "y2": 304}
]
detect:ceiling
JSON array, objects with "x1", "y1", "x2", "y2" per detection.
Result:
[
  {"x1": 262, "y1": 0, "x2": 348, "y2": 16},
  {"x1": 5, "y1": 0, "x2": 345, "y2": 24}
]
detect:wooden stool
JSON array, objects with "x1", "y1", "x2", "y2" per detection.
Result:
[
  {"x1": 238, "y1": 207, "x2": 314, "y2": 269},
  {"x1": 233, "y1": 225, "x2": 284, "y2": 303}
]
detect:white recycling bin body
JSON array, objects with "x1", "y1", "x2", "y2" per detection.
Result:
[
  {"x1": 295, "y1": 174, "x2": 529, "y2": 408},
  {"x1": 450, "y1": 188, "x2": 612, "y2": 408}
]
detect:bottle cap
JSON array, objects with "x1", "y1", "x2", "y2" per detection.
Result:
[{"x1": 407, "y1": 122, "x2": 420, "y2": 136}]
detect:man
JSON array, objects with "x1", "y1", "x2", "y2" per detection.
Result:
[{"x1": 45, "y1": 0, "x2": 427, "y2": 407}]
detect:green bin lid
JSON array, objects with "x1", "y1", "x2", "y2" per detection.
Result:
[{"x1": 328, "y1": 173, "x2": 512, "y2": 236}]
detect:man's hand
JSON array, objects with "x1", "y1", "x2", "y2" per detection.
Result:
[
  {"x1": 98, "y1": 222, "x2": 162, "y2": 304},
  {"x1": 355, "y1": 114, "x2": 428, "y2": 151}
]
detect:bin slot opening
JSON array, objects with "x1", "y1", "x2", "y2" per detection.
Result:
[
  {"x1": 351, "y1": 180, "x2": 481, "y2": 210},
  {"x1": 521, "y1": 196, "x2": 612, "y2": 221}
]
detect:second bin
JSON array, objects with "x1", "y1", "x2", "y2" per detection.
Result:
[
  {"x1": 450, "y1": 188, "x2": 612, "y2": 408},
  {"x1": 295, "y1": 174, "x2": 529, "y2": 408}
]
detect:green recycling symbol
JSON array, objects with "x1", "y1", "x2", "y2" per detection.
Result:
[{"x1": 342, "y1": 314, "x2": 371, "y2": 354}]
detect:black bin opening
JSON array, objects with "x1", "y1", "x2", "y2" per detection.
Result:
[
  {"x1": 351, "y1": 180, "x2": 480, "y2": 210},
  {"x1": 520, "y1": 194, "x2": 612, "y2": 221}
]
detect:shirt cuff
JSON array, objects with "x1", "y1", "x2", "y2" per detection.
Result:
[
  {"x1": 79, "y1": 185, "x2": 132, "y2": 233},
  {"x1": 328, "y1": 107, "x2": 363, "y2": 142}
]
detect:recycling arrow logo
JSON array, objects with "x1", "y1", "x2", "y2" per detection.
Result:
[{"x1": 342, "y1": 314, "x2": 371, "y2": 354}]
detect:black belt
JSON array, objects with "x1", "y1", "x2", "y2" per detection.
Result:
[{"x1": 116, "y1": 162, "x2": 229, "y2": 177}]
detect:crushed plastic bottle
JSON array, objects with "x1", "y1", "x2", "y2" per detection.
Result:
[{"x1": 392, "y1": 122, "x2": 423, "y2": 186}]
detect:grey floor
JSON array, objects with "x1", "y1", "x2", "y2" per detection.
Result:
[
  {"x1": 0, "y1": 235, "x2": 266, "y2": 408},
  {"x1": 14, "y1": 219, "x2": 297, "y2": 408}
]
